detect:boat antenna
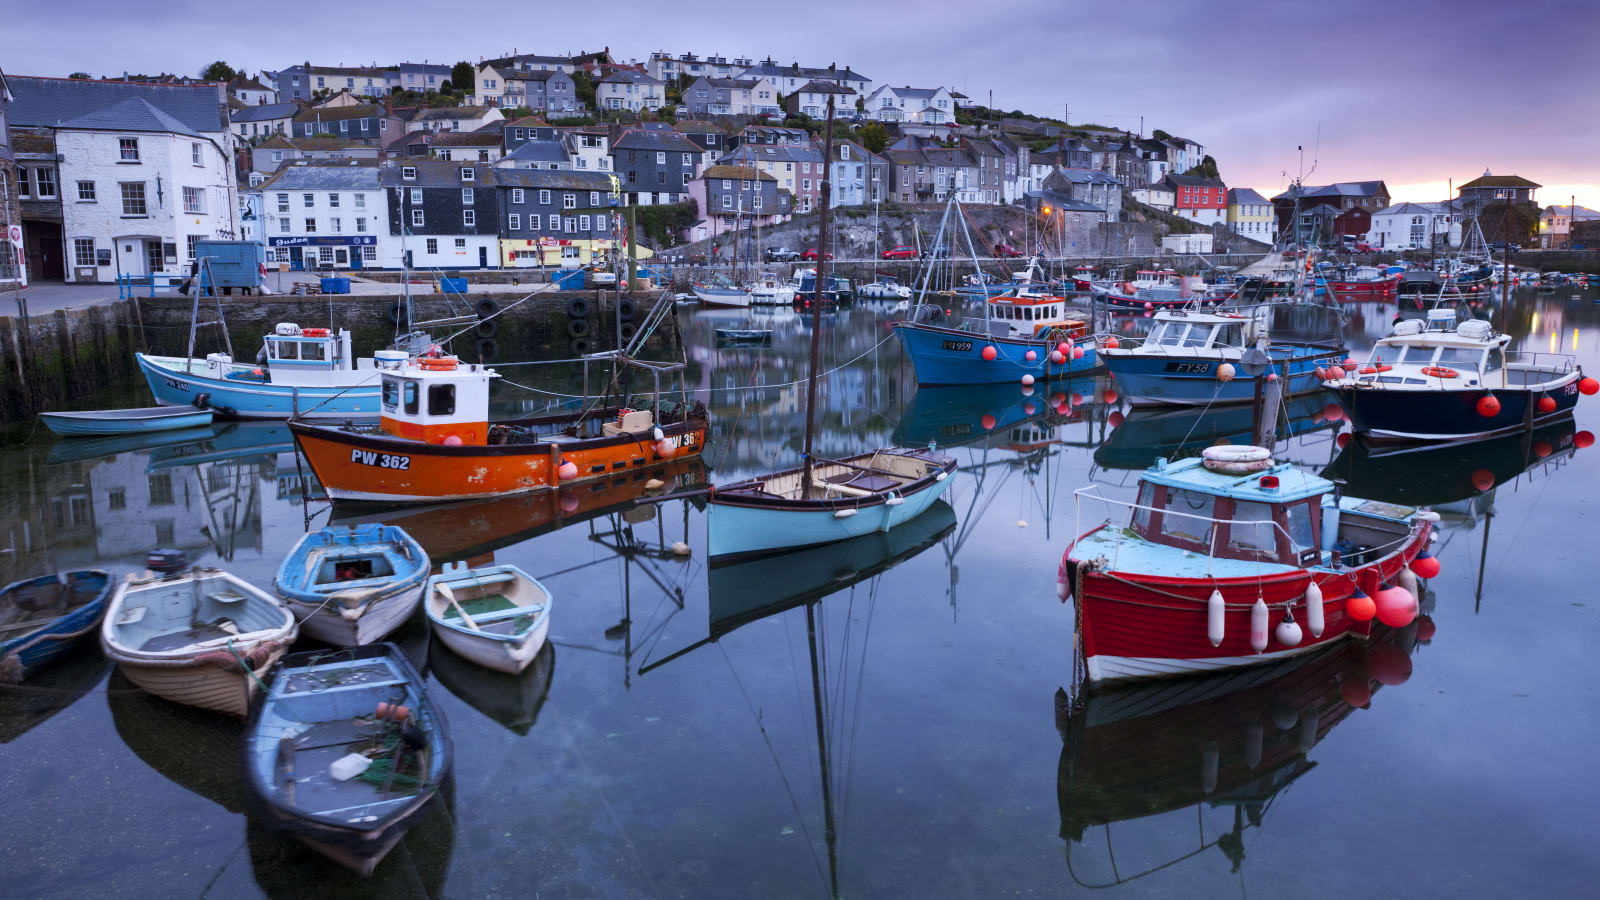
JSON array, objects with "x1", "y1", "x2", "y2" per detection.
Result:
[
  {"x1": 1500, "y1": 190, "x2": 1511, "y2": 333},
  {"x1": 801, "y1": 94, "x2": 837, "y2": 495}
]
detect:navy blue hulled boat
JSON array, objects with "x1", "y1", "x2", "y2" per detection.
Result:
[{"x1": 0, "y1": 570, "x2": 111, "y2": 683}]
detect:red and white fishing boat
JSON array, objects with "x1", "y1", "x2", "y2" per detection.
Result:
[
  {"x1": 1095, "y1": 269, "x2": 1236, "y2": 311},
  {"x1": 1057, "y1": 446, "x2": 1435, "y2": 684},
  {"x1": 1071, "y1": 265, "x2": 1099, "y2": 292},
  {"x1": 1324, "y1": 265, "x2": 1401, "y2": 302}
]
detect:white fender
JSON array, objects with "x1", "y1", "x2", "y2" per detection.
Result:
[
  {"x1": 1397, "y1": 567, "x2": 1419, "y2": 604},
  {"x1": 1270, "y1": 703, "x2": 1299, "y2": 731},
  {"x1": 1249, "y1": 597, "x2": 1269, "y2": 652},
  {"x1": 834, "y1": 508, "x2": 857, "y2": 519},
  {"x1": 1055, "y1": 581, "x2": 1070, "y2": 601},
  {"x1": 1200, "y1": 741, "x2": 1219, "y2": 795},
  {"x1": 1305, "y1": 581, "x2": 1325, "y2": 637},
  {"x1": 1296, "y1": 707, "x2": 1320, "y2": 754},
  {"x1": 1275, "y1": 617, "x2": 1303, "y2": 647},
  {"x1": 1207, "y1": 589, "x2": 1226, "y2": 647},
  {"x1": 1243, "y1": 721, "x2": 1264, "y2": 770}
]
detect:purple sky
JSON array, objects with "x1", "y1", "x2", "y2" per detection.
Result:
[{"x1": 11, "y1": 0, "x2": 1598, "y2": 207}]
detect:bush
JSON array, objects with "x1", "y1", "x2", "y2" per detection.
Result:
[{"x1": 634, "y1": 201, "x2": 699, "y2": 247}]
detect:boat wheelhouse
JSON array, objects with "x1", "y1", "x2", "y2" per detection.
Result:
[
  {"x1": 1098, "y1": 304, "x2": 1346, "y2": 407},
  {"x1": 290, "y1": 351, "x2": 708, "y2": 504},
  {"x1": 137, "y1": 323, "x2": 388, "y2": 419},
  {"x1": 1326, "y1": 307, "x2": 1586, "y2": 442},
  {"x1": 1323, "y1": 265, "x2": 1401, "y2": 302},
  {"x1": 1097, "y1": 269, "x2": 1236, "y2": 311},
  {"x1": 1059, "y1": 450, "x2": 1433, "y2": 684}
]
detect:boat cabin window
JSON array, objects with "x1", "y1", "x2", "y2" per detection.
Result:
[
  {"x1": 1131, "y1": 483, "x2": 1156, "y2": 533},
  {"x1": 403, "y1": 380, "x2": 419, "y2": 415},
  {"x1": 1372, "y1": 343, "x2": 1409, "y2": 365},
  {"x1": 1435, "y1": 346, "x2": 1484, "y2": 371},
  {"x1": 1159, "y1": 488, "x2": 1215, "y2": 545},
  {"x1": 1485, "y1": 347, "x2": 1504, "y2": 373},
  {"x1": 381, "y1": 376, "x2": 399, "y2": 409},
  {"x1": 273, "y1": 340, "x2": 299, "y2": 360},
  {"x1": 1227, "y1": 500, "x2": 1277, "y2": 553},
  {"x1": 1214, "y1": 323, "x2": 1244, "y2": 348},
  {"x1": 1151, "y1": 323, "x2": 1186, "y2": 346},
  {"x1": 1180, "y1": 325, "x2": 1212, "y2": 348},
  {"x1": 1285, "y1": 499, "x2": 1316, "y2": 551},
  {"x1": 428, "y1": 384, "x2": 455, "y2": 416}
]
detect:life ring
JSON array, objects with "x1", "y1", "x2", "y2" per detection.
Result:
[
  {"x1": 1202, "y1": 445, "x2": 1271, "y2": 464},
  {"x1": 419, "y1": 356, "x2": 459, "y2": 371},
  {"x1": 568, "y1": 318, "x2": 591, "y2": 338},
  {"x1": 1420, "y1": 366, "x2": 1458, "y2": 378},
  {"x1": 302, "y1": 327, "x2": 330, "y2": 337},
  {"x1": 1358, "y1": 364, "x2": 1394, "y2": 374},
  {"x1": 477, "y1": 337, "x2": 498, "y2": 359}
]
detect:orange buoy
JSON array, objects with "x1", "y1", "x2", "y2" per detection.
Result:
[
  {"x1": 982, "y1": 345, "x2": 997, "y2": 361},
  {"x1": 1346, "y1": 589, "x2": 1376, "y2": 622},
  {"x1": 1409, "y1": 551, "x2": 1441, "y2": 579},
  {"x1": 1374, "y1": 585, "x2": 1418, "y2": 628},
  {"x1": 1471, "y1": 468, "x2": 1494, "y2": 492},
  {"x1": 1537, "y1": 396, "x2": 1557, "y2": 413},
  {"x1": 1102, "y1": 336, "x2": 1120, "y2": 349},
  {"x1": 1108, "y1": 411, "x2": 1124, "y2": 427},
  {"x1": 1534, "y1": 440, "x2": 1553, "y2": 458},
  {"x1": 1578, "y1": 430, "x2": 1596, "y2": 449},
  {"x1": 1580, "y1": 376, "x2": 1599, "y2": 395},
  {"x1": 1102, "y1": 389, "x2": 1118, "y2": 404},
  {"x1": 1476, "y1": 394, "x2": 1501, "y2": 417},
  {"x1": 1322, "y1": 403, "x2": 1344, "y2": 422}
]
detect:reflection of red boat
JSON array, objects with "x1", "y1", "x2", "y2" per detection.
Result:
[
  {"x1": 1326, "y1": 269, "x2": 1401, "y2": 302},
  {"x1": 1056, "y1": 622, "x2": 1427, "y2": 879}
]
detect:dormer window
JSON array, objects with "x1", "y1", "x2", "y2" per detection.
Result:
[
  {"x1": 402, "y1": 166, "x2": 416, "y2": 181},
  {"x1": 460, "y1": 167, "x2": 475, "y2": 182}
]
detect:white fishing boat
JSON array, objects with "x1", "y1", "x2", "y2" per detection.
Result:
[
  {"x1": 274, "y1": 524, "x2": 430, "y2": 646},
  {"x1": 424, "y1": 563, "x2": 551, "y2": 674},
  {"x1": 100, "y1": 563, "x2": 299, "y2": 715}
]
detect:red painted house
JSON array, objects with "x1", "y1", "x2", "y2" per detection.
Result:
[{"x1": 1161, "y1": 173, "x2": 1227, "y2": 226}]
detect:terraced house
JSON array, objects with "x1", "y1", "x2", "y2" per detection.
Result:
[
  {"x1": 380, "y1": 160, "x2": 499, "y2": 269},
  {"x1": 273, "y1": 62, "x2": 387, "y2": 101},
  {"x1": 491, "y1": 169, "x2": 619, "y2": 267},
  {"x1": 253, "y1": 161, "x2": 397, "y2": 270},
  {"x1": 682, "y1": 77, "x2": 780, "y2": 117},
  {"x1": 596, "y1": 71, "x2": 664, "y2": 113},
  {"x1": 610, "y1": 129, "x2": 702, "y2": 206},
  {"x1": 292, "y1": 103, "x2": 393, "y2": 142}
]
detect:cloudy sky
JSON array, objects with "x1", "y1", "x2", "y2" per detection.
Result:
[{"x1": 11, "y1": 0, "x2": 1597, "y2": 206}]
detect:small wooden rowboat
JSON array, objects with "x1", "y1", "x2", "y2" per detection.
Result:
[
  {"x1": 0, "y1": 570, "x2": 112, "y2": 683},
  {"x1": 41, "y1": 406, "x2": 214, "y2": 437},
  {"x1": 100, "y1": 567, "x2": 299, "y2": 715},
  {"x1": 424, "y1": 563, "x2": 551, "y2": 674},
  {"x1": 275, "y1": 524, "x2": 430, "y2": 646},
  {"x1": 245, "y1": 643, "x2": 451, "y2": 875}
]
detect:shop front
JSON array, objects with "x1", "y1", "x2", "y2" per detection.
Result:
[{"x1": 268, "y1": 235, "x2": 378, "y2": 271}]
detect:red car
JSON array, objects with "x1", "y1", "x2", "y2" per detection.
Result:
[
  {"x1": 801, "y1": 248, "x2": 833, "y2": 261},
  {"x1": 993, "y1": 243, "x2": 1022, "y2": 258},
  {"x1": 882, "y1": 245, "x2": 918, "y2": 260}
]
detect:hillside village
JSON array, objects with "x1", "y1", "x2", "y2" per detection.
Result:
[{"x1": 0, "y1": 47, "x2": 1575, "y2": 288}]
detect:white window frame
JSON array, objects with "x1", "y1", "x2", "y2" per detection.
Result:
[
  {"x1": 539, "y1": 189, "x2": 551, "y2": 204},
  {"x1": 529, "y1": 214, "x2": 541, "y2": 230},
  {"x1": 412, "y1": 209, "x2": 425, "y2": 227},
  {"x1": 512, "y1": 188, "x2": 524, "y2": 203},
  {"x1": 463, "y1": 209, "x2": 476, "y2": 227},
  {"x1": 509, "y1": 213, "x2": 521, "y2": 230}
]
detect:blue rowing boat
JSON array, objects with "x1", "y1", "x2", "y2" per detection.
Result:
[
  {"x1": 245, "y1": 642, "x2": 451, "y2": 875},
  {"x1": 275, "y1": 524, "x2": 430, "y2": 647},
  {"x1": 40, "y1": 406, "x2": 213, "y2": 437},
  {"x1": 0, "y1": 570, "x2": 112, "y2": 683}
]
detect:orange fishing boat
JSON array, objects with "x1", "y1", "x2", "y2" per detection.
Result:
[{"x1": 289, "y1": 350, "x2": 708, "y2": 504}]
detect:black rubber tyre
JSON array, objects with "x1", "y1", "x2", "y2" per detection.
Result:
[
  {"x1": 568, "y1": 318, "x2": 591, "y2": 338},
  {"x1": 565, "y1": 297, "x2": 591, "y2": 318},
  {"x1": 619, "y1": 322, "x2": 637, "y2": 341},
  {"x1": 570, "y1": 337, "x2": 592, "y2": 355},
  {"x1": 477, "y1": 299, "x2": 498, "y2": 317},
  {"x1": 475, "y1": 318, "x2": 498, "y2": 337},
  {"x1": 617, "y1": 298, "x2": 637, "y2": 322},
  {"x1": 477, "y1": 337, "x2": 498, "y2": 359}
]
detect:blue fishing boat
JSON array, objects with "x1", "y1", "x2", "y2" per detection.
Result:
[
  {"x1": 1099, "y1": 303, "x2": 1346, "y2": 407},
  {"x1": 40, "y1": 406, "x2": 213, "y2": 437},
  {"x1": 245, "y1": 642, "x2": 451, "y2": 875},
  {"x1": 137, "y1": 323, "x2": 395, "y2": 419},
  {"x1": 275, "y1": 524, "x2": 430, "y2": 647},
  {"x1": 0, "y1": 570, "x2": 111, "y2": 683}
]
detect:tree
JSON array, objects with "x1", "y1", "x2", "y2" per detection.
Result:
[
  {"x1": 439, "y1": 80, "x2": 454, "y2": 94},
  {"x1": 1151, "y1": 128, "x2": 1172, "y2": 142},
  {"x1": 1185, "y1": 155, "x2": 1221, "y2": 180},
  {"x1": 858, "y1": 122, "x2": 888, "y2": 154},
  {"x1": 68, "y1": 72, "x2": 92, "y2": 80},
  {"x1": 570, "y1": 69, "x2": 598, "y2": 110},
  {"x1": 450, "y1": 61, "x2": 475, "y2": 95},
  {"x1": 201, "y1": 61, "x2": 236, "y2": 82}
]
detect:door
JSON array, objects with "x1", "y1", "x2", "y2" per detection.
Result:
[
  {"x1": 145, "y1": 240, "x2": 165, "y2": 276},
  {"x1": 26, "y1": 221, "x2": 64, "y2": 280},
  {"x1": 288, "y1": 247, "x2": 304, "y2": 271},
  {"x1": 118, "y1": 238, "x2": 147, "y2": 276},
  {"x1": 478, "y1": 245, "x2": 488, "y2": 268}
]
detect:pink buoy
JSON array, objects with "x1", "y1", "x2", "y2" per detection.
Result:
[
  {"x1": 1050, "y1": 350, "x2": 1064, "y2": 364},
  {"x1": 1108, "y1": 410, "x2": 1124, "y2": 427},
  {"x1": 1070, "y1": 392, "x2": 1084, "y2": 406},
  {"x1": 980, "y1": 413, "x2": 997, "y2": 430},
  {"x1": 1322, "y1": 403, "x2": 1344, "y2": 422},
  {"x1": 443, "y1": 435, "x2": 464, "y2": 446},
  {"x1": 1328, "y1": 365, "x2": 1345, "y2": 379},
  {"x1": 559, "y1": 490, "x2": 580, "y2": 513},
  {"x1": 557, "y1": 461, "x2": 579, "y2": 480},
  {"x1": 1071, "y1": 346, "x2": 1085, "y2": 360},
  {"x1": 1057, "y1": 342, "x2": 1070, "y2": 356},
  {"x1": 656, "y1": 439, "x2": 677, "y2": 459},
  {"x1": 1024, "y1": 349, "x2": 1037, "y2": 362},
  {"x1": 981, "y1": 345, "x2": 998, "y2": 361},
  {"x1": 1023, "y1": 401, "x2": 1037, "y2": 415},
  {"x1": 1343, "y1": 357, "x2": 1358, "y2": 368},
  {"x1": 1266, "y1": 372, "x2": 1278, "y2": 382},
  {"x1": 1144, "y1": 301, "x2": 1154, "y2": 310},
  {"x1": 1102, "y1": 389, "x2": 1118, "y2": 404},
  {"x1": 1021, "y1": 374, "x2": 1035, "y2": 386},
  {"x1": 1020, "y1": 384, "x2": 1034, "y2": 397},
  {"x1": 1374, "y1": 586, "x2": 1417, "y2": 628}
]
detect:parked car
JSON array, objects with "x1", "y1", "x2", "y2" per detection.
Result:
[
  {"x1": 801, "y1": 248, "x2": 834, "y2": 261},
  {"x1": 882, "y1": 245, "x2": 918, "y2": 260},
  {"x1": 1487, "y1": 241, "x2": 1522, "y2": 251},
  {"x1": 993, "y1": 243, "x2": 1023, "y2": 258},
  {"x1": 1355, "y1": 242, "x2": 1378, "y2": 253},
  {"x1": 764, "y1": 247, "x2": 801, "y2": 262}
]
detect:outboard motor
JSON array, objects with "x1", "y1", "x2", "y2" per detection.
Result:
[
  {"x1": 191, "y1": 393, "x2": 211, "y2": 410},
  {"x1": 146, "y1": 549, "x2": 189, "y2": 574}
]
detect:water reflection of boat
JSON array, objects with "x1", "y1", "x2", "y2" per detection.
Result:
[
  {"x1": 0, "y1": 643, "x2": 110, "y2": 743},
  {"x1": 328, "y1": 458, "x2": 706, "y2": 564},
  {"x1": 146, "y1": 422, "x2": 294, "y2": 470},
  {"x1": 430, "y1": 641, "x2": 554, "y2": 735},
  {"x1": 45, "y1": 425, "x2": 217, "y2": 465},
  {"x1": 894, "y1": 383, "x2": 1100, "y2": 450},
  {"x1": 1055, "y1": 627, "x2": 1423, "y2": 886},
  {"x1": 1093, "y1": 391, "x2": 1339, "y2": 471}
]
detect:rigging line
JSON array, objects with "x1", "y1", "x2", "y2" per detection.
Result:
[
  {"x1": 784, "y1": 607, "x2": 823, "y2": 806},
  {"x1": 717, "y1": 638, "x2": 832, "y2": 894},
  {"x1": 839, "y1": 576, "x2": 882, "y2": 846}
]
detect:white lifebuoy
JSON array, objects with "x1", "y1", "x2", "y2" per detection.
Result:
[{"x1": 1202, "y1": 445, "x2": 1271, "y2": 464}]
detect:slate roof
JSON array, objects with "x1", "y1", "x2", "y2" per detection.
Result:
[
  {"x1": 378, "y1": 159, "x2": 493, "y2": 186},
  {"x1": 1051, "y1": 167, "x2": 1120, "y2": 185},
  {"x1": 1164, "y1": 173, "x2": 1226, "y2": 189},
  {"x1": 1272, "y1": 180, "x2": 1387, "y2": 201},
  {"x1": 739, "y1": 63, "x2": 871, "y2": 82},
  {"x1": 411, "y1": 106, "x2": 495, "y2": 121},
  {"x1": 258, "y1": 162, "x2": 381, "y2": 191},
  {"x1": 612, "y1": 128, "x2": 700, "y2": 152},
  {"x1": 1458, "y1": 173, "x2": 1540, "y2": 190},
  {"x1": 601, "y1": 70, "x2": 664, "y2": 86},
  {"x1": 795, "y1": 80, "x2": 855, "y2": 95},
  {"x1": 292, "y1": 103, "x2": 384, "y2": 123},
  {"x1": 486, "y1": 168, "x2": 614, "y2": 191},
  {"x1": 422, "y1": 131, "x2": 502, "y2": 146},
  {"x1": 5, "y1": 75, "x2": 227, "y2": 133},
  {"x1": 504, "y1": 69, "x2": 562, "y2": 83},
  {"x1": 1026, "y1": 190, "x2": 1104, "y2": 213},
  {"x1": 673, "y1": 120, "x2": 724, "y2": 134},
  {"x1": 698, "y1": 77, "x2": 760, "y2": 89},
  {"x1": 232, "y1": 102, "x2": 300, "y2": 123},
  {"x1": 51, "y1": 96, "x2": 202, "y2": 135},
  {"x1": 503, "y1": 116, "x2": 549, "y2": 128},
  {"x1": 502, "y1": 140, "x2": 570, "y2": 163},
  {"x1": 1226, "y1": 188, "x2": 1269, "y2": 205},
  {"x1": 703, "y1": 165, "x2": 775, "y2": 181},
  {"x1": 888, "y1": 86, "x2": 939, "y2": 100}
]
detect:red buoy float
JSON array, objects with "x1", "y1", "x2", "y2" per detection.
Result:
[
  {"x1": 1057, "y1": 342, "x2": 1070, "y2": 356},
  {"x1": 1368, "y1": 642, "x2": 1413, "y2": 685},
  {"x1": 1102, "y1": 389, "x2": 1118, "y2": 404},
  {"x1": 1416, "y1": 616, "x2": 1436, "y2": 642},
  {"x1": 1537, "y1": 396, "x2": 1557, "y2": 413},
  {"x1": 981, "y1": 345, "x2": 997, "y2": 361},
  {"x1": 1580, "y1": 376, "x2": 1599, "y2": 395},
  {"x1": 1341, "y1": 676, "x2": 1372, "y2": 708},
  {"x1": 1374, "y1": 585, "x2": 1418, "y2": 628},
  {"x1": 1322, "y1": 403, "x2": 1344, "y2": 422},
  {"x1": 1409, "y1": 550, "x2": 1441, "y2": 580},
  {"x1": 1476, "y1": 394, "x2": 1501, "y2": 417},
  {"x1": 1346, "y1": 589, "x2": 1376, "y2": 622},
  {"x1": 1471, "y1": 468, "x2": 1495, "y2": 492},
  {"x1": 1336, "y1": 432, "x2": 1351, "y2": 448},
  {"x1": 980, "y1": 413, "x2": 997, "y2": 430},
  {"x1": 1108, "y1": 411, "x2": 1124, "y2": 427},
  {"x1": 1534, "y1": 440, "x2": 1553, "y2": 458},
  {"x1": 1328, "y1": 365, "x2": 1345, "y2": 379},
  {"x1": 1102, "y1": 336, "x2": 1120, "y2": 349}
]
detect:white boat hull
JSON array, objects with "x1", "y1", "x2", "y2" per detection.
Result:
[
  {"x1": 1086, "y1": 640, "x2": 1351, "y2": 685},
  {"x1": 694, "y1": 287, "x2": 753, "y2": 308},
  {"x1": 117, "y1": 653, "x2": 284, "y2": 716},
  {"x1": 283, "y1": 582, "x2": 424, "y2": 646},
  {"x1": 435, "y1": 614, "x2": 549, "y2": 674}
]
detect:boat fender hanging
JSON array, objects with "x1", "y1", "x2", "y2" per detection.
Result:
[
  {"x1": 1275, "y1": 609, "x2": 1303, "y2": 648},
  {"x1": 1200, "y1": 741, "x2": 1219, "y2": 795},
  {"x1": 1305, "y1": 581, "x2": 1325, "y2": 637},
  {"x1": 652, "y1": 426, "x2": 665, "y2": 442},
  {"x1": 1249, "y1": 597, "x2": 1269, "y2": 652},
  {"x1": 1537, "y1": 395, "x2": 1557, "y2": 413},
  {"x1": 1024, "y1": 349, "x2": 1037, "y2": 362},
  {"x1": 1397, "y1": 566, "x2": 1419, "y2": 604},
  {"x1": 1207, "y1": 589, "x2": 1226, "y2": 647},
  {"x1": 981, "y1": 345, "x2": 997, "y2": 361},
  {"x1": 1410, "y1": 550, "x2": 1441, "y2": 579},
  {"x1": 1243, "y1": 721, "x2": 1264, "y2": 770},
  {"x1": 1476, "y1": 394, "x2": 1501, "y2": 417},
  {"x1": 834, "y1": 508, "x2": 858, "y2": 519},
  {"x1": 1296, "y1": 707, "x2": 1320, "y2": 754}
]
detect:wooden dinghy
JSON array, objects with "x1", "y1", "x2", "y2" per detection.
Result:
[
  {"x1": 40, "y1": 406, "x2": 215, "y2": 437},
  {"x1": 424, "y1": 563, "x2": 551, "y2": 674},
  {"x1": 100, "y1": 566, "x2": 299, "y2": 715},
  {"x1": 245, "y1": 643, "x2": 451, "y2": 876},
  {"x1": 0, "y1": 570, "x2": 111, "y2": 683},
  {"x1": 275, "y1": 524, "x2": 429, "y2": 646}
]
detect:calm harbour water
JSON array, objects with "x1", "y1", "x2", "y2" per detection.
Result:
[{"x1": 0, "y1": 286, "x2": 1597, "y2": 898}]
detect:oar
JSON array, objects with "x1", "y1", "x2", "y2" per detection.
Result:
[{"x1": 439, "y1": 585, "x2": 482, "y2": 632}]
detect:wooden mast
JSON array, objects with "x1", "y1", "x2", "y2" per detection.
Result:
[{"x1": 801, "y1": 95, "x2": 837, "y2": 496}]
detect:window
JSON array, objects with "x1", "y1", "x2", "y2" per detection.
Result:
[
  {"x1": 277, "y1": 193, "x2": 289, "y2": 212},
  {"x1": 463, "y1": 209, "x2": 476, "y2": 226},
  {"x1": 186, "y1": 235, "x2": 200, "y2": 260},
  {"x1": 539, "y1": 189, "x2": 551, "y2": 205},
  {"x1": 301, "y1": 192, "x2": 314, "y2": 209},
  {"x1": 722, "y1": 195, "x2": 733, "y2": 209},
  {"x1": 455, "y1": 238, "x2": 466, "y2": 248},
  {"x1": 119, "y1": 138, "x2": 140, "y2": 161},
  {"x1": 590, "y1": 191, "x2": 600, "y2": 207},
  {"x1": 529, "y1": 214, "x2": 541, "y2": 230},
  {"x1": 272, "y1": 150, "x2": 283, "y2": 162},
  {"x1": 356, "y1": 218, "x2": 366, "y2": 233},
  {"x1": 564, "y1": 217, "x2": 576, "y2": 232},
  {"x1": 14, "y1": 167, "x2": 27, "y2": 199},
  {"x1": 278, "y1": 219, "x2": 290, "y2": 233},
  {"x1": 120, "y1": 182, "x2": 147, "y2": 216},
  {"x1": 402, "y1": 166, "x2": 417, "y2": 180},
  {"x1": 76, "y1": 180, "x2": 96, "y2": 202},
  {"x1": 426, "y1": 237, "x2": 438, "y2": 253},
  {"x1": 1228, "y1": 500, "x2": 1277, "y2": 554},
  {"x1": 191, "y1": 142, "x2": 202, "y2": 165},
  {"x1": 403, "y1": 379, "x2": 419, "y2": 414},
  {"x1": 338, "y1": 119, "x2": 348, "y2": 134},
  {"x1": 73, "y1": 239, "x2": 96, "y2": 267},
  {"x1": 319, "y1": 247, "x2": 335, "y2": 264},
  {"x1": 562, "y1": 193, "x2": 576, "y2": 209},
  {"x1": 182, "y1": 186, "x2": 204, "y2": 214},
  {"x1": 412, "y1": 209, "x2": 425, "y2": 227},
  {"x1": 108, "y1": 488, "x2": 126, "y2": 510},
  {"x1": 330, "y1": 217, "x2": 341, "y2": 233},
  {"x1": 550, "y1": 216, "x2": 562, "y2": 233},
  {"x1": 305, "y1": 218, "x2": 316, "y2": 233},
  {"x1": 148, "y1": 472, "x2": 174, "y2": 506},
  {"x1": 363, "y1": 246, "x2": 376, "y2": 262},
  {"x1": 509, "y1": 213, "x2": 521, "y2": 230},
  {"x1": 512, "y1": 188, "x2": 524, "y2": 204},
  {"x1": 1159, "y1": 489, "x2": 1214, "y2": 545},
  {"x1": 579, "y1": 214, "x2": 591, "y2": 231},
  {"x1": 428, "y1": 384, "x2": 456, "y2": 416},
  {"x1": 682, "y1": 153, "x2": 692, "y2": 166},
  {"x1": 35, "y1": 168, "x2": 56, "y2": 198},
  {"x1": 328, "y1": 193, "x2": 340, "y2": 208},
  {"x1": 410, "y1": 188, "x2": 422, "y2": 205},
  {"x1": 460, "y1": 167, "x2": 475, "y2": 182},
  {"x1": 462, "y1": 188, "x2": 474, "y2": 204},
  {"x1": 656, "y1": 151, "x2": 666, "y2": 165}
]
